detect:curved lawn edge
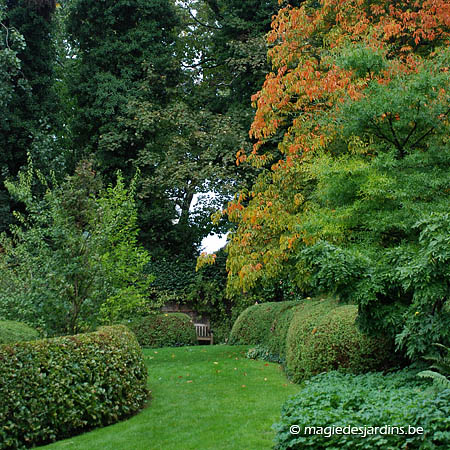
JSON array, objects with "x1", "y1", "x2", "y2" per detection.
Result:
[{"x1": 40, "y1": 345, "x2": 299, "y2": 450}]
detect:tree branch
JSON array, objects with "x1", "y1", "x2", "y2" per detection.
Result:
[{"x1": 184, "y1": 7, "x2": 221, "y2": 30}]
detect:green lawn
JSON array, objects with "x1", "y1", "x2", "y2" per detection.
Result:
[{"x1": 41, "y1": 345, "x2": 299, "y2": 450}]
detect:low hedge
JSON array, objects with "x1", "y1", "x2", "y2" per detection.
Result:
[
  {"x1": 0, "y1": 325, "x2": 148, "y2": 449},
  {"x1": 228, "y1": 301, "x2": 300, "y2": 350},
  {"x1": 285, "y1": 299, "x2": 393, "y2": 382},
  {"x1": 274, "y1": 370, "x2": 450, "y2": 449},
  {"x1": 127, "y1": 313, "x2": 197, "y2": 348},
  {"x1": 0, "y1": 320, "x2": 40, "y2": 345}
]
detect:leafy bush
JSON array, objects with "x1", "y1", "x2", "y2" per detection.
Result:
[
  {"x1": 286, "y1": 298, "x2": 394, "y2": 382},
  {"x1": 418, "y1": 343, "x2": 450, "y2": 388},
  {"x1": 0, "y1": 320, "x2": 40, "y2": 344},
  {"x1": 0, "y1": 162, "x2": 155, "y2": 336},
  {"x1": 228, "y1": 301, "x2": 301, "y2": 351},
  {"x1": 0, "y1": 325, "x2": 148, "y2": 449},
  {"x1": 273, "y1": 370, "x2": 450, "y2": 449},
  {"x1": 127, "y1": 313, "x2": 197, "y2": 348}
]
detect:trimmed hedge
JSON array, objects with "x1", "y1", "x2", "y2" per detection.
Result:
[
  {"x1": 231, "y1": 298, "x2": 395, "y2": 382},
  {"x1": 127, "y1": 313, "x2": 197, "y2": 348},
  {"x1": 0, "y1": 325, "x2": 148, "y2": 449},
  {"x1": 0, "y1": 320, "x2": 40, "y2": 345},
  {"x1": 228, "y1": 301, "x2": 300, "y2": 350},
  {"x1": 274, "y1": 370, "x2": 450, "y2": 449},
  {"x1": 285, "y1": 299, "x2": 393, "y2": 382}
]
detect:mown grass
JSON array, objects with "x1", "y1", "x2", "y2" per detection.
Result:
[{"x1": 41, "y1": 345, "x2": 299, "y2": 450}]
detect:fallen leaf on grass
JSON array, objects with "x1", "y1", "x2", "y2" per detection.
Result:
[
  {"x1": 187, "y1": 380, "x2": 193, "y2": 383},
  {"x1": 213, "y1": 362, "x2": 219, "y2": 365},
  {"x1": 241, "y1": 385, "x2": 246, "y2": 388}
]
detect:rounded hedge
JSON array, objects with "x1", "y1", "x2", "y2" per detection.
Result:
[
  {"x1": 0, "y1": 325, "x2": 148, "y2": 449},
  {"x1": 228, "y1": 301, "x2": 300, "y2": 349},
  {"x1": 286, "y1": 299, "x2": 393, "y2": 382},
  {"x1": 0, "y1": 320, "x2": 40, "y2": 345},
  {"x1": 127, "y1": 313, "x2": 197, "y2": 348}
]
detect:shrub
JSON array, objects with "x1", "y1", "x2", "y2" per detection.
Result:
[
  {"x1": 286, "y1": 299, "x2": 394, "y2": 382},
  {"x1": 273, "y1": 370, "x2": 450, "y2": 449},
  {"x1": 0, "y1": 325, "x2": 148, "y2": 449},
  {"x1": 228, "y1": 301, "x2": 300, "y2": 349},
  {"x1": 127, "y1": 313, "x2": 197, "y2": 348},
  {"x1": 0, "y1": 163, "x2": 155, "y2": 337},
  {"x1": 0, "y1": 320, "x2": 40, "y2": 344}
]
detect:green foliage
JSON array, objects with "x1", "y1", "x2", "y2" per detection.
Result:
[
  {"x1": 273, "y1": 370, "x2": 450, "y2": 449},
  {"x1": 229, "y1": 301, "x2": 301, "y2": 352},
  {"x1": 66, "y1": 0, "x2": 180, "y2": 171},
  {"x1": 0, "y1": 0, "x2": 61, "y2": 233},
  {"x1": 147, "y1": 249, "x2": 249, "y2": 344},
  {"x1": 0, "y1": 320, "x2": 40, "y2": 345},
  {"x1": 418, "y1": 343, "x2": 450, "y2": 388},
  {"x1": 285, "y1": 299, "x2": 394, "y2": 383},
  {"x1": 0, "y1": 325, "x2": 149, "y2": 449},
  {"x1": 0, "y1": 161, "x2": 155, "y2": 336},
  {"x1": 126, "y1": 313, "x2": 197, "y2": 348},
  {"x1": 289, "y1": 50, "x2": 450, "y2": 359},
  {"x1": 224, "y1": 0, "x2": 450, "y2": 362}
]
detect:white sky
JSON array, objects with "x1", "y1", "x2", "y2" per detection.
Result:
[{"x1": 201, "y1": 232, "x2": 228, "y2": 253}]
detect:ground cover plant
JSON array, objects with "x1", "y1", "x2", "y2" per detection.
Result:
[
  {"x1": 40, "y1": 345, "x2": 299, "y2": 450},
  {"x1": 0, "y1": 325, "x2": 148, "y2": 449},
  {"x1": 273, "y1": 370, "x2": 450, "y2": 449},
  {"x1": 126, "y1": 313, "x2": 197, "y2": 348},
  {"x1": 0, "y1": 320, "x2": 40, "y2": 344}
]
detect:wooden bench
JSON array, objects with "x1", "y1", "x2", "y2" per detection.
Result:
[{"x1": 194, "y1": 323, "x2": 213, "y2": 345}]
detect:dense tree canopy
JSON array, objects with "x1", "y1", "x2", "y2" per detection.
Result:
[
  {"x1": 0, "y1": 0, "x2": 59, "y2": 233},
  {"x1": 222, "y1": 0, "x2": 450, "y2": 357}
]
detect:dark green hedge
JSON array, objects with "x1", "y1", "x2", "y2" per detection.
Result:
[
  {"x1": 0, "y1": 320, "x2": 40, "y2": 345},
  {"x1": 228, "y1": 301, "x2": 300, "y2": 350},
  {"x1": 0, "y1": 325, "x2": 148, "y2": 449},
  {"x1": 127, "y1": 313, "x2": 197, "y2": 348},
  {"x1": 274, "y1": 370, "x2": 450, "y2": 449},
  {"x1": 286, "y1": 299, "x2": 393, "y2": 382}
]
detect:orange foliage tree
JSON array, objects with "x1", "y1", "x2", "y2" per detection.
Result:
[{"x1": 205, "y1": 0, "x2": 450, "y2": 357}]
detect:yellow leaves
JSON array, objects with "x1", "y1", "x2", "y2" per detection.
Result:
[{"x1": 196, "y1": 252, "x2": 217, "y2": 271}]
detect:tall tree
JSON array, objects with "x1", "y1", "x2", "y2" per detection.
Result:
[
  {"x1": 66, "y1": 0, "x2": 180, "y2": 178},
  {"x1": 220, "y1": 0, "x2": 450, "y2": 358},
  {"x1": 0, "y1": 0, "x2": 58, "y2": 233}
]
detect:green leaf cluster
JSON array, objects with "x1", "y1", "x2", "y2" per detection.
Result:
[
  {"x1": 289, "y1": 48, "x2": 450, "y2": 359},
  {"x1": 274, "y1": 370, "x2": 450, "y2": 449},
  {"x1": 0, "y1": 161, "x2": 155, "y2": 336},
  {"x1": 418, "y1": 343, "x2": 450, "y2": 388}
]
